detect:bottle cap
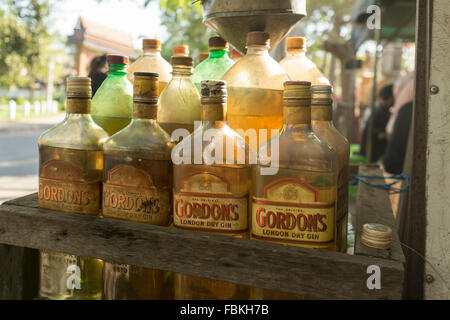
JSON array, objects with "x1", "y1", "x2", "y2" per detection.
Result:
[
  {"x1": 209, "y1": 36, "x2": 229, "y2": 50},
  {"x1": 311, "y1": 85, "x2": 333, "y2": 105},
  {"x1": 198, "y1": 52, "x2": 210, "y2": 63},
  {"x1": 246, "y1": 31, "x2": 270, "y2": 48},
  {"x1": 360, "y1": 223, "x2": 392, "y2": 249},
  {"x1": 171, "y1": 56, "x2": 193, "y2": 67},
  {"x1": 143, "y1": 39, "x2": 161, "y2": 50},
  {"x1": 107, "y1": 54, "x2": 129, "y2": 65},
  {"x1": 201, "y1": 80, "x2": 227, "y2": 99},
  {"x1": 286, "y1": 37, "x2": 306, "y2": 50},
  {"x1": 201, "y1": 80, "x2": 227, "y2": 121},
  {"x1": 173, "y1": 45, "x2": 189, "y2": 56},
  {"x1": 283, "y1": 81, "x2": 312, "y2": 100},
  {"x1": 66, "y1": 76, "x2": 91, "y2": 98}
]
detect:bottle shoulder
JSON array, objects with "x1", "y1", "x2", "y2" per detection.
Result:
[
  {"x1": 259, "y1": 127, "x2": 336, "y2": 172},
  {"x1": 38, "y1": 116, "x2": 108, "y2": 150},
  {"x1": 312, "y1": 123, "x2": 350, "y2": 159},
  {"x1": 222, "y1": 54, "x2": 290, "y2": 89},
  {"x1": 192, "y1": 57, "x2": 235, "y2": 83},
  {"x1": 158, "y1": 78, "x2": 201, "y2": 123},
  {"x1": 173, "y1": 124, "x2": 251, "y2": 166},
  {"x1": 279, "y1": 55, "x2": 330, "y2": 85},
  {"x1": 128, "y1": 56, "x2": 172, "y2": 82},
  {"x1": 104, "y1": 121, "x2": 173, "y2": 156}
]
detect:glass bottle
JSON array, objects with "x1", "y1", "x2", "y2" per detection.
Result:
[
  {"x1": 91, "y1": 54, "x2": 133, "y2": 136},
  {"x1": 192, "y1": 37, "x2": 235, "y2": 92},
  {"x1": 173, "y1": 45, "x2": 189, "y2": 57},
  {"x1": 38, "y1": 77, "x2": 107, "y2": 300},
  {"x1": 102, "y1": 72, "x2": 173, "y2": 299},
  {"x1": 279, "y1": 37, "x2": 331, "y2": 86},
  {"x1": 198, "y1": 52, "x2": 209, "y2": 64},
  {"x1": 251, "y1": 81, "x2": 337, "y2": 248},
  {"x1": 251, "y1": 81, "x2": 337, "y2": 300},
  {"x1": 172, "y1": 80, "x2": 251, "y2": 299},
  {"x1": 311, "y1": 85, "x2": 349, "y2": 253},
  {"x1": 127, "y1": 39, "x2": 172, "y2": 96},
  {"x1": 222, "y1": 31, "x2": 290, "y2": 148},
  {"x1": 158, "y1": 56, "x2": 201, "y2": 136}
]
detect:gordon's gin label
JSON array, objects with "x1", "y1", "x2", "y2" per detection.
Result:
[
  {"x1": 39, "y1": 159, "x2": 101, "y2": 215},
  {"x1": 103, "y1": 164, "x2": 171, "y2": 225},
  {"x1": 252, "y1": 177, "x2": 336, "y2": 249},
  {"x1": 174, "y1": 172, "x2": 248, "y2": 234}
]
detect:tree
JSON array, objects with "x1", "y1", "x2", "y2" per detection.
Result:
[
  {"x1": 0, "y1": 0, "x2": 56, "y2": 89},
  {"x1": 158, "y1": 0, "x2": 214, "y2": 61}
]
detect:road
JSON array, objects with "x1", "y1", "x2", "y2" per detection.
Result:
[{"x1": 0, "y1": 115, "x2": 64, "y2": 204}]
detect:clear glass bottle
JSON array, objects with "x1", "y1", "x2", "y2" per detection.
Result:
[
  {"x1": 127, "y1": 39, "x2": 172, "y2": 96},
  {"x1": 311, "y1": 85, "x2": 349, "y2": 253},
  {"x1": 157, "y1": 56, "x2": 201, "y2": 136},
  {"x1": 172, "y1": 80, "x2": 251, "y2": 299},
  {"x1": 251, "y1": 81, "x2": 337, "y2": 300},
  {"x1": 192, "y1": 37, "x2": 235, "y2": 92},
  {"x1": 91, "y1": 54, "x2": 133, "y2": 136},
  {"x1": 38, "y1": 77, "x2": 107, "y2": 300},
  {"x1": 102, "y1": 72, "x2": 173, "y2": 299},
  {"x1": 222, "y1": 31, "x2": 290, "y2": 148},
  {"x1": 251, "y1": 81, "x2": 337, "y2": 249},
  {"x1": 279, "y1": 37, "x2": 331, "y2": 86}
]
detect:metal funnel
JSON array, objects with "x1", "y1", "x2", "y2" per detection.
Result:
[{"x1": 201, "y1": 0, "x2": 307, "y2": 54}]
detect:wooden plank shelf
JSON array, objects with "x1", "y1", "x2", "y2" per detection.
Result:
[{"x1": 0, "y1": 165, "x2": 405, "y2": 300}]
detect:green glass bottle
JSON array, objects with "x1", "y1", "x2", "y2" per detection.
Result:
[
  {"x1": 91, "y1": 54, "x2": 133, "y2": 136},
  {"x1": 192, "y1": 37, "x2": 235, "y2": 92}
]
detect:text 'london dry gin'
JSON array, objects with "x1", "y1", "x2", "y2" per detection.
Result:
[{"x1": 172, "y1": 80, "x2": 251, "y2": 299}]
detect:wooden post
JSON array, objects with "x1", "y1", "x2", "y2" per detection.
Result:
[
  {"x1": 400, "y1": 0, "x2": 430, "y2": 300},
  {"x1": 0, "y1": 245, "x2": 39, "y2": 300},
  {"x1": 423, "y1": 0, "x2": 450, "y2": 300}
]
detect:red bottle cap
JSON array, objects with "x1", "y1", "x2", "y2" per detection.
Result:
[{"x1": 107, "y1": 54, "x2": 129, "y2": 65}]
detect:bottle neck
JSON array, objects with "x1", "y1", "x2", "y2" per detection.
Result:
[
  {"x1": 66, "y1": 98, "x2": 90, "y2": 114},
  {"x1": 133, "y1": 101, "x2": 158, "y2": 120},
  {"x1": 201, "y1": 100, "x2": 225, "y2": 123},
  {"x1": 209, "y1": 49, "x2": 228, "y2": 59},
  {"x1": 283, "y1": 99, "x2": 311, "y2": 127},
  {"x1": 311, "y1": 103, "x2": 333, "y2": 122},
  {"x1": 108, "y1": 63, "x2": 127, "y2": 76},
  {"x1": 286, "y1": 49, "x2": 306, "y2": 57},
  {"x1": 246, "y1": 45, "x2": 270, "y2": 56},
  {"x1": 143, "y1": 48, "x2": 162, "y2": 57},
  {"x1": 172, "y1": 65, "x2": 193, "y2": 76}
]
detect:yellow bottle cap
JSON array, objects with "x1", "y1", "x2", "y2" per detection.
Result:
[
  {"x1": 286, "y1": 37, "x2": 306, "y2": 50},
  {"x1": 360, "y1": 223, "x2": 392, "y2": 249}
]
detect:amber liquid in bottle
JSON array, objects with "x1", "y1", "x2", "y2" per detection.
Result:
[
  {"x1": 102, "y1": 72, "x2": 174, "y2": 300},
  {"x1": 173, "y1": 80, "x2": 251, "y2": 299},
  {"x1": 311, "y1": 86, "x2": 350, "y2": 253},
  {"x1": 39, "y1": 251, "x2": 104, "y2": 300},
  {"x1": 38, "y1": 77, "x2": 108, "y2": 300},
  {"x1": 250, "y1": 82, "x2": 337, "y2": 300},
  {"x1": 226, "y1": 87, "x2": 284, "y2": 148}
]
